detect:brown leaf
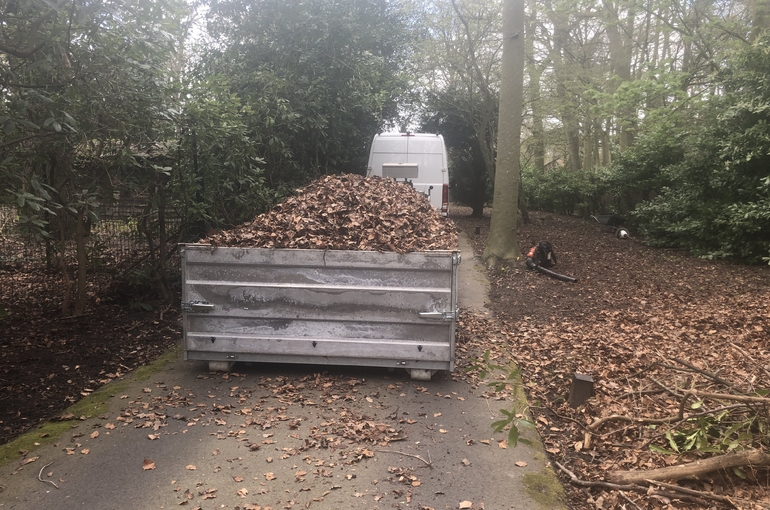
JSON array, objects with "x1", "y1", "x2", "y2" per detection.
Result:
[
  {"x1": 90, "y1": 431, "x2": 99, "y2": 439},
  {"x1": 142, "y1": 458, "x2": 156, "y2": 470},
  {"x1": 185, "y1": 464, "x2": 196, "y2": 470}
]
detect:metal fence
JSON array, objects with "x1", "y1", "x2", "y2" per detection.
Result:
[{"x1": 0, "y1": 198, "x2": 181, "y2": 315}]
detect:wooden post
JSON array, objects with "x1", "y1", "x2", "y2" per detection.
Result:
[{"x1": 569, "y1": 373, "x2": 593, "y2": 408}]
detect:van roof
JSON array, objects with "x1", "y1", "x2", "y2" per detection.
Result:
[{"x1": 375, "y1": 133, "x2": 441, "y2": 138}]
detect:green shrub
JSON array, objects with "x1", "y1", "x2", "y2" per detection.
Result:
[
  {"x1": 628, "y1": 36, "x2": 770, "y2": 263},
  {"x1": 522, "y1": 166, "x2": 605, "y2": 218}
]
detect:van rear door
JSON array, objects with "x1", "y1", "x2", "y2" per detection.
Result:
[{"x1": 367, "y1": 133, "x2": 448, "y2": 215}]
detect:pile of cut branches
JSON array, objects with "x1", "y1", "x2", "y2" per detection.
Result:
[{"x1": 200, "y1": 174, "x2": 457, "y2": 253}]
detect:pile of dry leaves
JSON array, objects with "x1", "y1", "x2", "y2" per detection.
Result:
[{"x1": 201, "y1": 174, "x2": 457, "y2": 253}]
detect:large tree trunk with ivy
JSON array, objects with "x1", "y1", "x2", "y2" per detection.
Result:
[{"x1": 484, "y1": 0, "x2": 524, "y2": 264}]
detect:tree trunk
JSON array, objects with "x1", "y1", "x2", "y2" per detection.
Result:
[
  {"x1": 525, "y1": 3, "x2": 545, "y2": 174},
  {"x1": 58, "y1": 212, "x2": 72, "y2": 317},
  {"x1": 604, "y1": 0, "x2": 636, "y2": 151},
  {"x1": 752, "y1": 0, "x2": 770, "y2": 40},
  {"x1": 518, "y1": 176, "x2": 529, "y2": 223},
  {"x1": 157, "y1": 183, "x2": 170, "y2": 299},
  {"x1": 583, "y1": 119, "x2": 594, "y2": 173},
  {"x1": 73, "y1": 206, "x2": 87, "y2": 316},
  {"x1": 601, "y1": 119, "x2": 611, "y2": 166},
  {"x1": 549, "y1": 3, "x2": 581, "y2": 171},
  {"x1": 483, "y1": 0, "x2": 524, "y2": 264}
]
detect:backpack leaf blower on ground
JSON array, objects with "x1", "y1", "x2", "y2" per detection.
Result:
[{"x1": 525, "y1": 241, "x2": 578, "y2": 283}]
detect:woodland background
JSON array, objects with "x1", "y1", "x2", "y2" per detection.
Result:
[{"x1": 2, "y1": 0, "x2": 770, "y2": 317}]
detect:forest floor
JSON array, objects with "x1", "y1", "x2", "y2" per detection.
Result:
[
  {"x1": 2, "y1": 208, "x2": 770, "y2": 509},
  {"x1": 452, "y1": 208, "x2": 770, "y2": 509}
]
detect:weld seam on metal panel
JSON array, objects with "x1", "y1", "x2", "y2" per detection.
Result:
[
  {"x1": 184, "y1": 281, "x2": 450, "y2": 293},
  {"x1": 185, "y1": 351, "x2": 451, "y2": 370},
  {"x1": 187, "y1": 333, "x2": 449, "y2": 345}
]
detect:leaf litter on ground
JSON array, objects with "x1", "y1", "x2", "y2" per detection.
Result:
[{"x1": 453, "y1": 208, "x2": 770, "y2": 509}]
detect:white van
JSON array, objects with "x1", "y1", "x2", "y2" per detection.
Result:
[{"x1": 366, "y1": 133, "x2": 449, "y2": 216}]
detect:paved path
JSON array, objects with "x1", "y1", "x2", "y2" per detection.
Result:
[{"x1": 0, "y1": 234, "x2": 564, "y2": 510}]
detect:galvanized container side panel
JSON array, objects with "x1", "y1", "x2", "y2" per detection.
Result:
[
  {"x1": 186, "y1": 334, "x2": 450, "y2": 360},
  {"x1": 184, "y1": 264, "x2": 452, "y2": 290},
  {"x1": 183, "y1": 245, "x2": 455, "y2": 270},
  {"x1": 183, "y1": 286, "x2": 452, "y2": 323},
  {"x1": 187, "y1": 316, "x2": 448, "y2": 342},
  {"x1": 185, "y1": 350, "x2": 450, "y2": 371},
  {"x1": 181, "y1": 246, "x2": 457, "y2": 371}
]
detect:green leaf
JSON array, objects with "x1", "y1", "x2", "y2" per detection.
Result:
[
  {"x1": 491, "y1": 419, "x2": 510, "y2": 432},
  {"x1": 665, "y1": 430, "x2": 680, "y2": 453},
  {"x1": 63, "y1": 112, "x2": 78, "y2": 127},
  {"x1": 508, "y1": 425, "x2": 519, "y2": 446},
  {"x1": 649, "y1": 444, "x2": 678, "y2": 455},
  {"x1": 17, "y1": 119, "x2": 40, "y2": 130}
]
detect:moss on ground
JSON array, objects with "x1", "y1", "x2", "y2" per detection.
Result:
[
  {"x1": 0, "y1": 344, "x2": 181, "y2": 467},
  {"x1": 523, "y1": 470, "x2": 566, "y2": 508}
]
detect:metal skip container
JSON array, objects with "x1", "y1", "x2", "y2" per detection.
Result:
[{"x1": 181, "y1": 245, "x2": 460, "y2": 380}]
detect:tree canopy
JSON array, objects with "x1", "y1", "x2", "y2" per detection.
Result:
[{"x1": 2, "y1": 0, "x2": 768, "y2": 317}]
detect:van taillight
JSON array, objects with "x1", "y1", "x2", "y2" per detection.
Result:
[{"x1": 441, "y1": 184, "x2": 449, "y2": 216}]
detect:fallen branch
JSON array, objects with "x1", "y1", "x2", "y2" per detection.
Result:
[
  {"x1": 587, "y1": 413, "x2": 678, "y2": 433},
  {"x1": 554, "y1": 461, "x2": 710, "y2": 506},
  {"x1": 618, "y1": 491, "x2": 643, "y2": 510},
  {"x1": 684, "y1": 390, "x2": 770, "y2": 404},
  {"x1": 38, "y1": 462, "x2": 59, "y2": 489},
  {"x1": 374, "y1": 448, "x2": 432, "y2": 468},
  {"x1": 647, "y1": 480, "x2": 770, "y2": 509},
  {"x1": 731, "y1": 343, "x2": 770, "y2": 382},
  {"x1": 608, "y1": 449, "x2": 770, "y2": 485},
  {"x1": 671, "y1": 357, "x2": 748, "y2": 395}
]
